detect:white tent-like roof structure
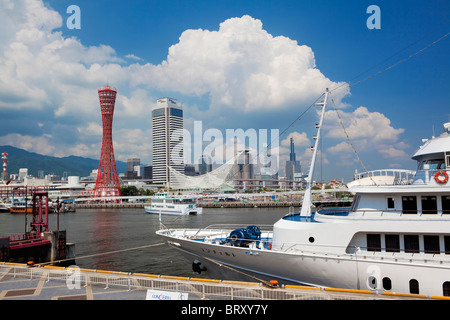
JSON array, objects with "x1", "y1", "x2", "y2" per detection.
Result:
[{"x1": 168, "y1": 154, "x2": 240, "y2": 190}]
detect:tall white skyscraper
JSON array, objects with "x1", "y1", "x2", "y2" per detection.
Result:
[{"x1": 152, "y1": 98, "x2": 184, "y2": 185}]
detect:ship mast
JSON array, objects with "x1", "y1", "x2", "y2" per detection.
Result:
[{"x1": 300, "y1": 89, "x2": 329, "y2": 217}]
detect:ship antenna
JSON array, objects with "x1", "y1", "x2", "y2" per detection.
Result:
[{"x1": 300, "y1": 89, "x2": 329, "y2": 217}]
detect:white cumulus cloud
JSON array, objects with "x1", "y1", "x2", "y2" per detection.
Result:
[
  {"x1": 0, "y1": 0, "x2": 368, "y2": 171},
  {"x1": 324, "y1": 106, "x2": 409, "y2": 164},
  {"x1": 137, "y1": 15, "x2": 349, "y2": 113}
]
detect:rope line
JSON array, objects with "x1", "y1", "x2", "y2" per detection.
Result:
[
  {"x1": 330, "y1": 96, "x2": 377, "y2": 186},
  {"x1": 330, "y1": 31, "x2": 450, "y2": 94},
  {"x1": 37, "y1": 242, "x2": 165, "y2": 267},
  {"x1": 201, "y1": 256, "x2": 278, "y2": 288}
]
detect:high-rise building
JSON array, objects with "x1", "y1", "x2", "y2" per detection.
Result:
[
  {"x1": 124, "y1": 158, "x2": 140, "y2": 178},
  {"x1": 127, "y1": 158, "x2": 140, "y2": 172},
  {"x1": 151, "y1": 97, "x2": 184, "y2": 185},
  {"x1": 237, "y1": 149, "x2": 254, "y2": 180},
  {"x1": 285, "y1": 138, "x2": 302, "y2": 180},
  {"x1": 93, "y1": 85, "x2": 121, "y2": 198},
  {"x1": 197, "y1": 155, "x2": 212, "y2": 175}
]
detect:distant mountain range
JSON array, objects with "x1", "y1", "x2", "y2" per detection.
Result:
[{"x1": 0, "y1": 145, "x2": 127, "y2": 178}]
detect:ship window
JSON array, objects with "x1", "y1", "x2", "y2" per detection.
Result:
[
  {"x1": 424, "y1": 235, "x2": 440, "y2": 254},
  {"x1": 409, "y1": 279, "x2": 419, "y2": 294},
  {"x1": 367, "y1": 234, "x2": 381, "y2": 252},
  {"x1": 443, "y1": 282, "x2": 450, "y2": 297},
  {"x1": 404, "y1": 235, "x2": 420, "y2": 253},
  {"x1": 382, "y1": 277, "x2": 392, "y2": 291},
  {"x1": 402, "y1": 196, "x2": 417, "y2": 214},
  {"x1": 442, "y1": 196, "x2": 450, "y2": 214},
  {"x1": 421, "y1": 196, "x2": 437, "y2": 214},
  {"x1": 425, "y1": 159, "x2": 445, "y2": 170},
  {"x1": 444, "y1": 236, "x2": 450, "y2": 254},
  {"x1": 385, "y1": 234, "x2": 400, "y2": 252},
  {"x1": 387, "y1": 197, "x2": 395, "y2": 209}
]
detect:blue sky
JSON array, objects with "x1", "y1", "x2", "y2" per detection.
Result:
[{"x1": 0, "y1": 0, "x2": 449, "y2": 182}]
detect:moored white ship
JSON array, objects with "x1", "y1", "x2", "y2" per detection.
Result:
[
  {"x1": 156, "y1": 91, "x2": 450, "y2": 297},
  {"x1": 145, "y1": 193, "x2": 203, "y2": 215}
]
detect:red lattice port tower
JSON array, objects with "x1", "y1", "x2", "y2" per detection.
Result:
[{"x1": 93, "y1": 85, "x2": 121, "y2": 198}]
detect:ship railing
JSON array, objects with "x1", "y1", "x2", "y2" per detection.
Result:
[
  {"x1": 412, "y1": 168, "x2": 450, "y2": 185},
  {"x1": 276, "y1": 243, "x2": 450, "y2": 264},
  {"x1": 320, "y1": 208, "x2": 450, "y2": 217},
  {"x1": 1, "y1": 263, "x2": 415, "y2": 300},
  {"x1": 190, "y1": 224, "x2": 273, "y2": 239},
  {"x1": 356, "y1": 245, "x2": 450, "y2": 256},
  {"x1": 0, "y1": 186, "x2": 51, "y2": 198},
  {"x1": 8, "y1": 232, "x2": 43, "y2": 242},
  {"x1": 159, "y1": 224, "x2": 275, "y2": 246},
  {"x1": 357, "y1": 209, "x2": 450, "y2": 216}
]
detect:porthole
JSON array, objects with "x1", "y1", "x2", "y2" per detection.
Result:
[
  {"x1": 308, "y1": 237, "x2": 315, "y2": 243},
  {"x1": 382, "y1": 277, "x2": 392, "y2": 291},
  {"x1": 443, "y1": 281, "x2": 450, "y2": 296}
]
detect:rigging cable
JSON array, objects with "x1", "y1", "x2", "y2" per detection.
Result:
[
  {"x1": 201, "y1": 255, "x2": 279, "y2": 288},
  {"x1": 326, "y1": 30, "x2": 450, "y2": 184},
  {"x1": 330, "y1": 30, "x2": 450, "y2": 94},
  {"x1": 330, "y1": 94, "x2": 378, "y2": 186}
]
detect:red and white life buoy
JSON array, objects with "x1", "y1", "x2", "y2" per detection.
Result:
[{"x1": 434, "y1": 170, "x2": 449, "y2": 184}]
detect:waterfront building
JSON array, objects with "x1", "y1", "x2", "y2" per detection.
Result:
[
  {"x1": 19, "y1": 168, "x2": 28, "y2": 180},
  {"x1": 151, "y1": 98, "x2": 184, "y2": 186},
  {"x1": 134, "y1": 165, "x2": 143, "y2": 178}
]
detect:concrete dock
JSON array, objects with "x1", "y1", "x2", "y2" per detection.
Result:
[{"x1": 0, "y1": 262, "x2": 445, "y2": 301}]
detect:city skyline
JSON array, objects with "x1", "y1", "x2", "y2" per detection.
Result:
[{"x1": 0, "y1": 0, "x2": 449, "y2": 182}]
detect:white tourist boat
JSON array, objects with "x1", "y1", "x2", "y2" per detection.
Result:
[
  {"x1": 145, "y1": 193, "x2": 203, "y2": 215},
  {"x1": 156, "y1": 90, "x2": 450, "y2": 297}
]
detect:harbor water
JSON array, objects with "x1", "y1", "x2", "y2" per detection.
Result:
[{"x1": 0, "y1": 207, "x2": 289, "y2": 278}]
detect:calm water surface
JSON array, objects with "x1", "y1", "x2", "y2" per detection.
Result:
[{"x1": 0, "y1": 207, "x2": 289, "y2": 277}]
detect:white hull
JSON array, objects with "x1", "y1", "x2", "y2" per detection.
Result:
[
  {"x1": 145, "y1": 206, "x2": 203, "y2": 216},
  {"x1": 157, "y1": 226, "x2": 450, "y2": 297}
]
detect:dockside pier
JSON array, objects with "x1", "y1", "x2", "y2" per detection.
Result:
[
  {"x1": 0, "y1": 186, "x2": 75, "y2": 266},
  {"x1": 0, "y1": 262, "x2": 442, "y2": 301}
]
